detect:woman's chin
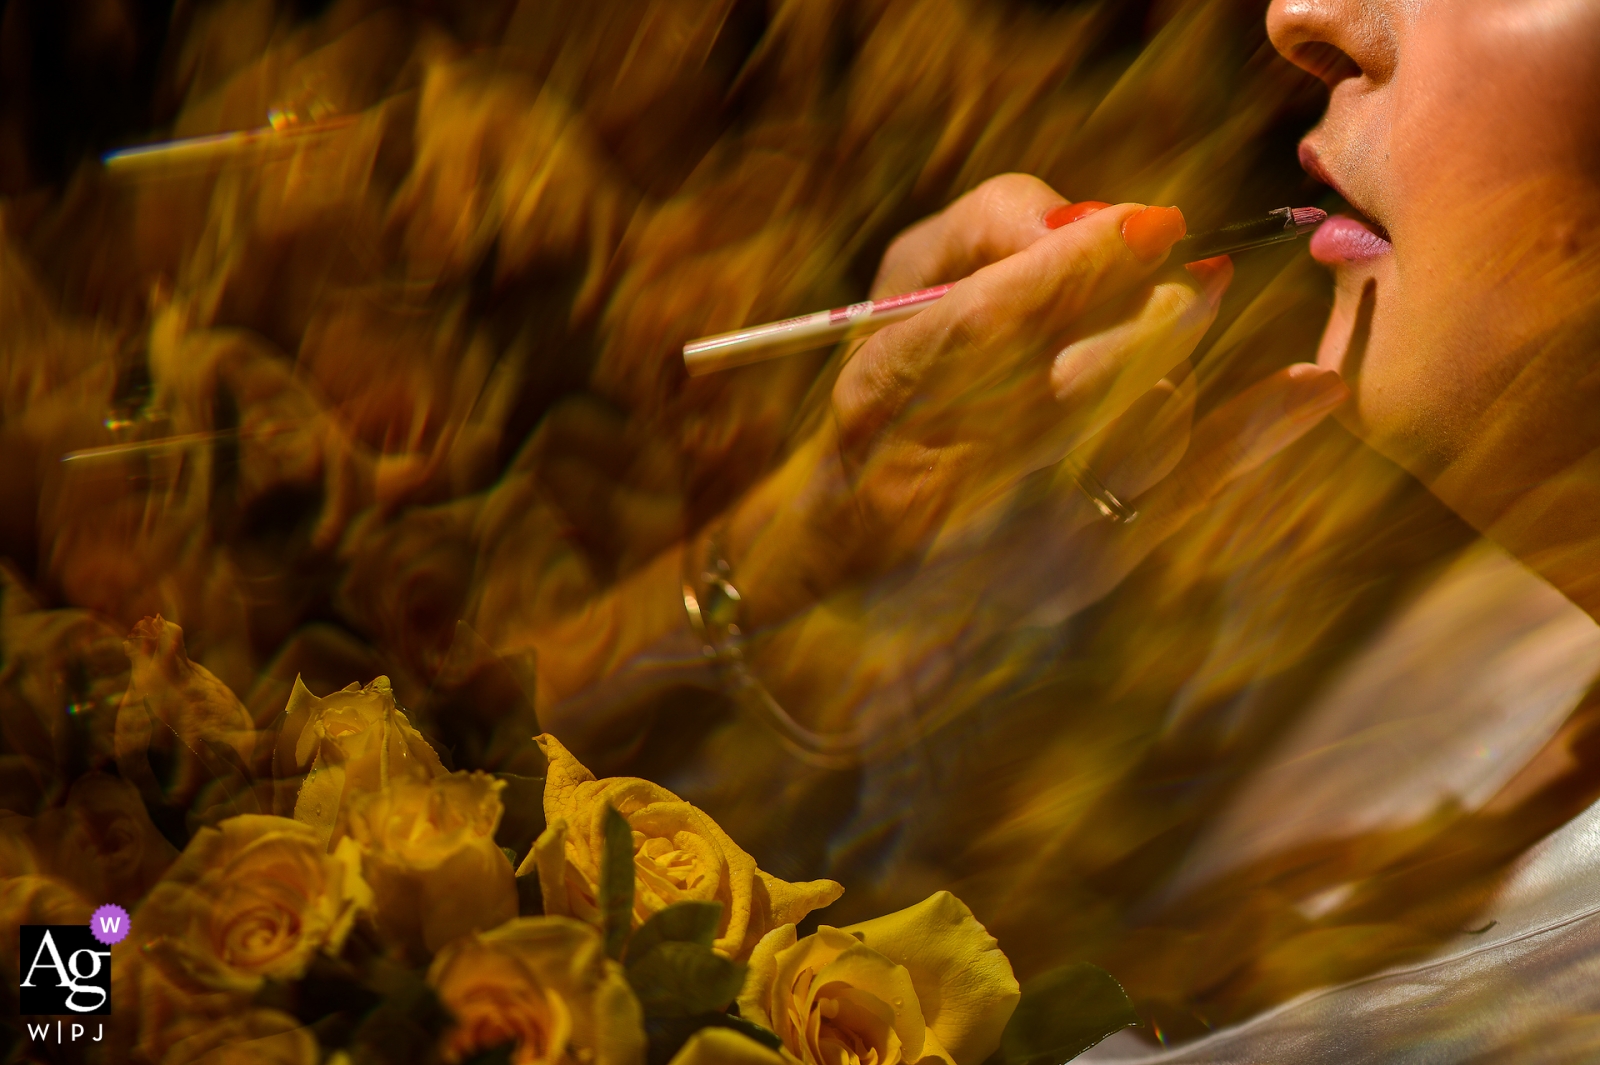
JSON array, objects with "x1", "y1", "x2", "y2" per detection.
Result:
[{"x1": 1315, "y1": 287, "x2": 1456, "y2": 484}]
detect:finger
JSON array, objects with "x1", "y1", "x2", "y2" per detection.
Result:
[
  {"x1": 839, "y1": 203, "x2": 1191, "y2": 449},
  {"x1": 1045, "y1": 272, "x2": 1221, "y2": 458},
  {"x1": 1028, "y1": 365, "x2": 1345, "y2": 622},
  {"x1": 872, "y1": 174, "x2": 1072, "y2": 297},
  {"x1": 1121, "y1": 363, "x2": 1349, "y2": 553},
  {"x1": 1080, "y1": 364, "x2": 1196, "y2": 502}
]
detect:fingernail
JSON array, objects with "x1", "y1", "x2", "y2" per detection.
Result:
[
  {"x1": 1281, "y1": 368, "x2": 1349, "y2": 421},
  {"x1": 1184, "y1": 254, "x2": 1233, "y2": 306},
  {"x1": 1121, "y1": 206, "x2": 1187, "y2": 261},
  {"x1": 1045, "y1": 201, "x2": 1110, "y2": 229}
]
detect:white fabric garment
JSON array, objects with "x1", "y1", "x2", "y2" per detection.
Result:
[{"x1": 1086, "y1": 540, "x2": 1600, "y2": 1063}]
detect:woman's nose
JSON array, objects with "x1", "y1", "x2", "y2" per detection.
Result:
[{"x1": 1266, "y1": 0, "x2": 1398, "y2": 88}]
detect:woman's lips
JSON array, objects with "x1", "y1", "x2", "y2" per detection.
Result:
[{"x1": 1310, "y1": 214, "x2": 1393, "y2": 265}]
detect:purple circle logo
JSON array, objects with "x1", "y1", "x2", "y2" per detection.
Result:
[{"x1": 90, "y1": 904, "x2": 130, "y2": 946}]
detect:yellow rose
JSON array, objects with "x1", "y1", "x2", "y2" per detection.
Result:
[
  {"x1": 115, "y1": 616, "x2": 258, "y2": 806},
  {"x1": 523, "y1": 735, "x2": 841, "y2": 960},
  {"x1": 272, "y1": 675, "x2": 446, "y2": 848},
  {"x1": 161, "y1": 1010, "x2": 318, "y2": 1065},
  {"x1": 345, "y1": 771, "x2": 518, "y2": 956},
  {"x1": 130, "y1": 814, "x2": 372, "y2": 992},
  {"x1": 428, "y1": 917, "x2": 644, "y2": 1065},
  {"x1": 738, "y1": 892, "x2": 1020, "y2": 1065}
]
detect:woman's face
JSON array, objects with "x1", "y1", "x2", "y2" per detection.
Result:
[{"x1": 1267, "y1": 0, "x2": 1600, "y2": 483}]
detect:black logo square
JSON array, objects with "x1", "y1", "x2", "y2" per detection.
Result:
[{"x1": 18, "y1": 926, "x2": 111, "y2": 1015}]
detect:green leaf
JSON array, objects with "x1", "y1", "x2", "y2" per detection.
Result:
[
  {"x1": 716, "y1": 1013, "x2": 782, "y2": 1051},
  {"x1": 644, "y1": 1013, "x2": 783, "y2": 1065},
  {"x1": 625, "y1": 901, "x2": 723, "y2": 965},
  {"x1": 998, "y1": 962, "x2": 1139, "y2": 1065},
  {"x1": 627, "y1": 942, "x2": 747, "y2": 1018},
  {"x1": 601, "y1": 804, "x2": 635, "y2": 960}
]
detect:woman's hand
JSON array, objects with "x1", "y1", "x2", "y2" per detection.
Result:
[
  {"x1": 837, "y1": 176, "x2": 1226, "y2": 563},
  {"x1": 725, "y1": 173, "x2": 1346, "y2": 630}
]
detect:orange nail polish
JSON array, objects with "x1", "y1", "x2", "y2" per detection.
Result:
[
  {"x1": 1045, "y1": 201, "x2": 1109, "y2": 229},
  {"x1": 1121, "y1": 206, "x2": 1187, "y2": 261}
]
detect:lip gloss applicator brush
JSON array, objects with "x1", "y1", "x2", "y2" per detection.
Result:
[
  {"x1": 1172, "y1": 206, "x2": 1326, "y2": 260},
  {"x1": 682, "y1": 206, "x2": 1327, "y2": 377}
]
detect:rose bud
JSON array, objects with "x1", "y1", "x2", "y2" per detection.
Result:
[
  {"x1": 114, "y1": 617, "x2": 258, "y2": 810},
  {"x1": 345, "y1": 771, "x2": 518, "y2": 957},
  {"x1": 271, "y1": 675, "x2": 446, "y2": 848}
]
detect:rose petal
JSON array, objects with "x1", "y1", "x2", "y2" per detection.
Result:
[
  {"x1": 738, "y1": 923, "x2": 797, "y2": 1035},
  {"x1": 842, "y1": 893, "x2": 1019, "y2": 1065},
  {"x1": 288, "y1": 678, "x2": 323, "y2": 771},
  {"x1": 418, "y1": 844, "x2": 517, "y2": 953},
  {"x1": 539, "y1": 733, "x2": 598, "y2": 817},
  {"x1": 531, "y1": 818, "x2": 574, "y2": 919},
  {"x1": 292, "y1": 758, "x2": 346, "y2": 850},
  {"x1": 753, "y1": 872, "x2": 844, "y2": 949}
]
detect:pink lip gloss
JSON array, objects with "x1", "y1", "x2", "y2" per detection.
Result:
[{"x1": 1310, "y1": 215, "x2": 1393, "y2": 265}]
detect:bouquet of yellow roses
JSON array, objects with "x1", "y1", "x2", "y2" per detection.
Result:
[{"x1": 10, "y1": 616, "x2": 1138, "y2": 1065}]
